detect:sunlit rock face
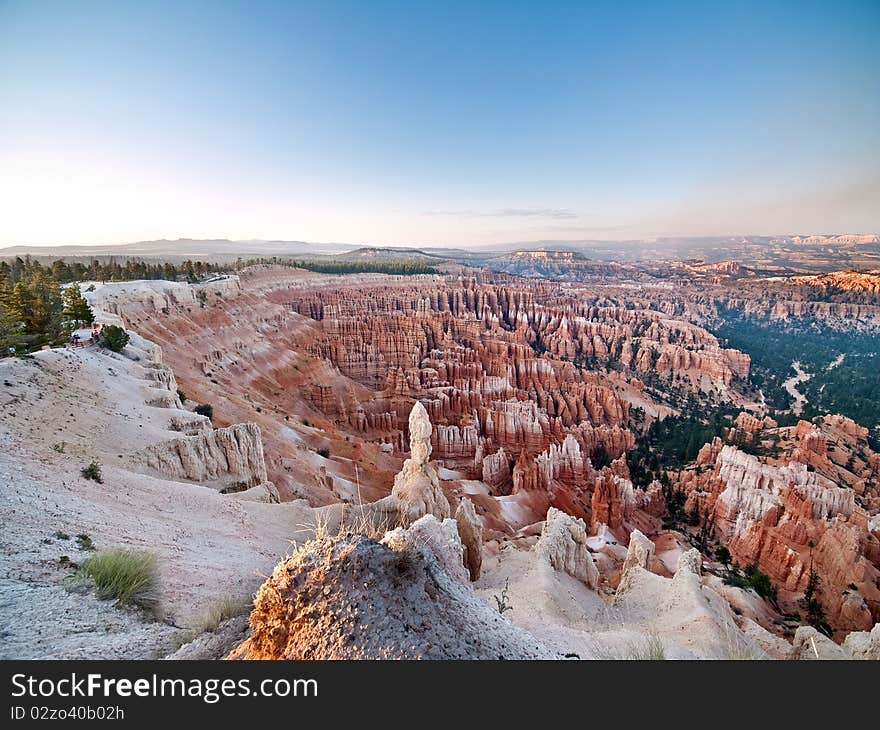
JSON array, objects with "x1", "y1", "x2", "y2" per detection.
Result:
[
  {"x1": 229, "y1": 528, "x2": 551, "y2": 660},
  {"x1": 673, "y1": 416, "x2": 880, "y2": 633}
]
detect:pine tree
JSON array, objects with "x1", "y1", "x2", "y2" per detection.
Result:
[
  {"x1": 62, "y1": 286, "x2": 94, "y2": 328},
  {"x1": 99, "y1": 324, "x2": 130, "y2": 352},
  {"x1": 802, "y1": 539, "x2": 830, "y2": 634},
  {"x1": 0, "y1": 295, "x2": 19, "y2": 350},
  {"x1": 715, "y1": 545, "x2": 731, "y2": 572},
  {"x1": 9, "y1": 280, "x2": 35, "y2": 330}
]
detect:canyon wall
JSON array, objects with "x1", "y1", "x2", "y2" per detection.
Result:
[{"x1": 675, "y1": 417, "x2": 880, "y2": 632}]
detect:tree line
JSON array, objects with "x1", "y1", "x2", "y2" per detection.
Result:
[
  {"x1": 0, "y1": 270, "x2": 95, "y2": 352},
  {"x1": 0, "y1": 256, "x2": 224, "y2": 353},
  {"x1": 0, "y1": 256, "x2": 225, "y2": 287},
  {"x1": 279, "y1": 258, "x2": 439, "y2": 276},
  {"x1": 0, "y1": 254, "x2": 439, "y2": 353}
]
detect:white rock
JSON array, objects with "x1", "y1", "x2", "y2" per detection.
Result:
[
  {"x1": 455, "y1": 497, "x2": 482, "y2": 581},
  {"x1": 138, "y1": 423, "x2": 269, "y2": 490},
  {"x1": 616, "y1": 529, "x2": 655, "y2": 596},
  {"x1": 842, "y1": 623, "x2": 880, "y2": 660},
  {"x1": 790, "y1": 626, "x2": 848, "y2": 660},
  {"x1": 389, "y1": 402, "x2": 451, "y2": 524},
  {"x1": 535, "y1": 507, "x2": 599, "y2": 588},
  {"x1": 382, "y1": 514, "x2": 468, "y2": 584}
]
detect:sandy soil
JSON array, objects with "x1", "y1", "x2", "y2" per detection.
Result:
[{"x1": 0, "y1": 337, "x2": 318, "y2": 658}]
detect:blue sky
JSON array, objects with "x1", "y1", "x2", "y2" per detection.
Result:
[{"x1": 1, "y1": 0, "x2": 878, "y2": 247}]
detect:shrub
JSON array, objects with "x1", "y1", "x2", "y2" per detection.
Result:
[
  {"x1": 744, "y1": 563, "x2": 777, "y2": 601},
  {"x1": 76, "y1": 533, "x2": 95, "y2": 551},
  {"x1": 317, "y1": 447, "x2": 330, "y2": 459},
  {"x1": 493, "y1": 578, "x2": 513, "y2": 615},
  {"x1": 176, "y1": 389, "x2": 187, "y2": 403},
  {"x1": 81, "y1": 461, "x2": 103, "y2": 483},
  {"x1": 806, "y1": 599, "x2": 833, "y2": 637},
  {"x1": 715, "y1": 546, "x2": 732, "y2": 570},
  {"x1": 62, "y1": 285, "x2": 94, "y2": 328},
  {"x1": 77, "y1": 549, "x2": 159, "y2": 611},
  {"x1": 194, "y1": 403, "x2": 213, "y2": 419},
  {"x1": 725, "y1": 562, "x2": 778, "y2": 602},
  {"x1": 52, "y1": 530, "x2": 70, "y2": 540},
  {"x1": 100, "y1": 325, "x2": 130, "y2": 352},
  {"x1": 722, "y1": 570, "x2": 750, "y2": 591}
]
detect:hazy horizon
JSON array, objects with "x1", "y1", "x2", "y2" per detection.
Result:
[
  {"x1": 2, "y1": 231, "x2": 880, "y2": 254},
  {"x1": 4, "y1": 231, "x2": 880, "y2": 266},
  {"x1": 2, "y1": 1, "x2": 878, "y2": 248}
]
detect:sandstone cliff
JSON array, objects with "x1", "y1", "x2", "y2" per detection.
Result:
[
  {"x1": 137, "y1": 423, "x2": 271, "y2": 493},
  {"x1": 675, "y1": 421, "x2": 880, "y2": 633}
]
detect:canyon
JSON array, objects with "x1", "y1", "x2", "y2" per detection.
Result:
[{"x1": 2, "y1": 260, "x2": 878, "y2": 659}]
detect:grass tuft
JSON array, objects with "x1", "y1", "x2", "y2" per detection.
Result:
[
  {"x1": 171, "y1": 596, "x2": 253, "y2": 650},
  {"x1": 626, "y1": 634, "x2": 666, "y2": 660},
  {"x1": 76, "y1": 548, "x2": 159, "y2": 612},
  {"x1": 593, "y1": 633, "x2": 667, "y2": 660},
  {"x1": 197, "y1": 596, "x2": 253, "y2": 633}
]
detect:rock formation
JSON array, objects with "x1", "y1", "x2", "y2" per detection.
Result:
[
  {"x1": 842, "y1": 623, "x2": 880, "y2": 660},
  {"x1": 789, "y1": 626, "x2": 849, "y2": 660},
  {"x1": 137, "y1": 423, "x2": 270, "y2": 493},
  {"x1": 535, "y1": 507, "x2": 599, "y2": 588},
  {"x1": 673, "y1": 548, "x2": 702, "y2": 585},
  {"x1": 389, "y1": 402, "x2": 451, "y2": 524},
  {"x1": 105, "y1": 267, "x2": 764, "y2": 532},
  {"x1": 616, "y1": 529, "x2": 655, "y2": 596},
  {"x1": 231, "y1": 482, "x2": 281, "y2": 503},
  {"x1": 229, "y1": 529, "x2": 551, "y2": 659},
  {"x1": 674, "y1": 421, "x2": 880, "y2": 632},
  {"x1": 72, "y1": 265, "x2": 880, "y2": 655},
  {"x1": 382, "y1": 515, "x2": 469, "y2": 584},
  {"x1": 455, "y1": 497, "x2": 483, "y2": 580}
]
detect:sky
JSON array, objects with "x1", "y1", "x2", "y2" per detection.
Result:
[{"x1": 0, "y1": 0, "x2": 878, "y2": 248}]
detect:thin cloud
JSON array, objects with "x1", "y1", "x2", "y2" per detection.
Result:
[
  {"x1": 422, "y1": 207, "x2": 579, "y2": 220},
  {"x1": 537, "y1": 223, "x2": 632, "y2": 233}
]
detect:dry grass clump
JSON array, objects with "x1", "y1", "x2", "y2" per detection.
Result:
[
  {"x1": 195, "y1": 596, "x2": 253, "y2": 633},
  {"x1": 171, "y1": 595, "x2": 254, "y2": 650},
  {"x1": 626, "y1": 634, "x2": 666, "y2": 660},
  {"x1": 75, "y1": 548, "x2": 159, "y2": 612},
  {"x1": 593, "y1": 633, "x2": 667, "y2": 660}
]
